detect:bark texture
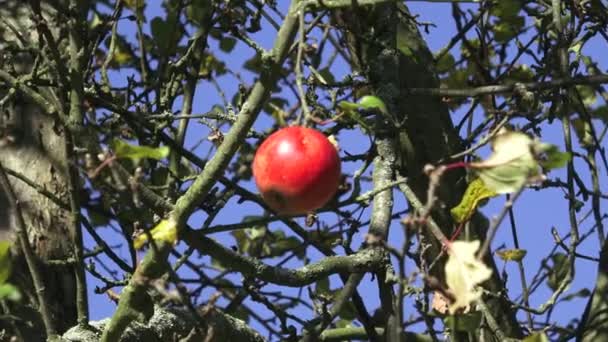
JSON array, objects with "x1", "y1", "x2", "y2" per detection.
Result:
[
  {"x1": 0, "y1": 1, "x2": 77, "y2": 338},
  {"x1": 337, "y1": 3, "x2": 522, "y2": 339}
]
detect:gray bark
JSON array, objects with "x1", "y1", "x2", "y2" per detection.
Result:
[
  {"x1": 0, "y1": 1, "x2": 77, "y2": 338},
  {"x1": 60, "y1": 306, "x2": 265, "y2": 342}
]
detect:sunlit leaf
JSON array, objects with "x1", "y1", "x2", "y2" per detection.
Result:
[
  {"x1": 111, "y1": 139, "x2": 170, "y2": 163},
  {"x1": 133, "y1": 219, "x2": 178, "y2": 250},
  {"x1": 470, "y1": 131, "x2": 539, "y2": 194},
  {"x1": 0, "y1": 284, "x2": 21, "y2": 302},
  {"x1": 0, "y1": 241, "x2": 12, "y2": 284},
  {"x1": 535, "y1": 143, "x2": 572, "y2": 170},
  {"x1": 445, "y1": 240, "x2": 492, "y2": 314},
  {"x1": 451, "y1": 178, "x2": 498, "y2": 224},
  {"x1": 358, "y1": 95, "x2": 388, "y2": 115},
  {"x1": 523, "y1": 332, "x2": 550, "y2": 342},
  {"x1": 496, "y1": 248, "x2": 527, "y2": 262},
  {"x1": 337, "y1": 101, "x2": 372, "y2": 132}
]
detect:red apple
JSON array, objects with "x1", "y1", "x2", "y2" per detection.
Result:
[{"x1": 252, "y1": 126, "x2": 341, "y2": 215}]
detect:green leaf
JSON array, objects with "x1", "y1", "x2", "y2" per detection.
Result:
[
  {"x1": 310, "y1": 230, "x2": 342, "y2": 250},
  {"x1": 436, "y1": 52, "x2": 456, "y2": 74},
  {"x1": 111, "y1": 139, "x2": 169, "y2": 163},
  {"x1": 493, "y1": 16, "x2": 524, "y2": 43},
  {"x1": 496, "y1": 249, "x2": 527, "y2": 262},
  {"x1": 200, "y1": 53, "x2": 227, "y2": 77},
  {"x1": 547, "y1": 253, "x2": 569, "y2": 291},
  {"x1": 151, "y1": 17, "x2": 171, "y2": 55},
  {"x1": 535, "y1": 143, "x2": 571, "y2": 170},
  {"x1": 219, "y1": 37, "x2": 237, "y2": 53},
  {"x1": 309, "y1": 67, "x2": 336, "y2": 85},
  {"x1": 504, "y1": 64, "x2": 534, "y2": 83},
  {"x1": 490, "y1": 1, "x2": 523, "y2": 20},
  {"x1": 0, "y1": 283, "x2": 21, "y2": 302},
  {"x1": 523, "y1": 332, "x2": 550, "y2": 342},
  {"x1": 315, "y1": 277, "x2": 331, "y2": 296},
  {"x1": 561, "y1": 288, "x2": 590, "y2": 302},
  {"x1": 231, "y1": 230, "x2": 250, "y2": 255},
  {"x1": 337, "y1": 101, "x2": 372, "y2": 133},
  {"x1": 270, "y1": 237, "x2": 303, "y2": 259},
  {"x1": 0, "y1": 241, "x2": 12, "y2": 284},
  {"x1": 591, "y1": 105, "x2": 608, "y2": 122},
  {"x1": 358, "y1": 95, "x2": 388, "y2": 115},
  {"x1": 445, "y1": 311, "x2": 482, "y2": 333},
  {"x1": 186, "y1": 1, "x2": 212, "y2": 25},
  {"x1": 451, "y1": 178, "x2": 498, "y2": 224},
  {"x1": 123, "y1": 0, "x2": 145, "y2": 11}
]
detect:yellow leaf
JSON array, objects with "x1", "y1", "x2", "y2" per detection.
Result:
[
  {"x1": 133, "y1": 219, "x2": 178, "y2": 250},
  {"x1": 445, "y1": 240, "x2": 492, "y2": 314},
  {"x1": 451, "y1": 178, "x2": 497, "y2": 223},
  {"x1": 112, "y1": 50, "x2": 133, "y2": 66},
  {"x1": 496, "y1": 248, "x2": 527, "y2": 262}
]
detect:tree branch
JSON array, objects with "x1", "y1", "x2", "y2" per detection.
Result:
[{"x1": 183, "y1": 229, "x2": 386, "y2": 287}]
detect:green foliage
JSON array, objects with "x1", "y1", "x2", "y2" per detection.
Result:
[
  {"x1": 445, "y1": 311, "x2": 482, "y2": 333},
  {"x1": 496, "y1": 249, "x2": 527, "y2": 262},
  {"x1": 231, "y1": 217, "x2": 304, "y2": 260},
  {"x1": 337, "y1": 95, "x2": 388, "y2": 133},
  {"x1": 547, "y1": 253, "x2": 569, "y2": 291},
  {"x1": 0, "y1": 284, "x2": 21, "y2": 302},
  {"x1": 0, "y1": 241, "x2": 20, "y2": 302},
  {"x1": 0, "y1": 241, "x2": 12, "y2": 284},
  {"x1": 111, "y1": 139, "x2": 170, "y2": 163},
  {"x1": 523, "y1": 332, "x2": 550, "y2": 342}
]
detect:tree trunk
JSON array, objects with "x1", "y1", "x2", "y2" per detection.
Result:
[
  {"x1": 337, "y1": 3, "x2": 522, "y2": 339},
  {"x1": 0, "y1": 2, "x2": 77, "y2": 339}
]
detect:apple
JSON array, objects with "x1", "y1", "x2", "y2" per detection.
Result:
[{"x1": 252, "y1": 126, "x2": 341, "y2": 215}]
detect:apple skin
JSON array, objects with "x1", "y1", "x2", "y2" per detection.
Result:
[{"x1": 252, "y1": 126, "x2": 341, "y2": 215}]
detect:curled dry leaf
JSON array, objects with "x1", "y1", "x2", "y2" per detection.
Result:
[
  {"x1": 431, "y1": 291, "x2": 450, "y2": 315},
  {"x1": 445, "y1": 240, "x2": 492, "y2": 314},
  {"x1": 469, "y1": 130, "x2": 539, "y2": 194},
  {"x1": 466, "y1": 129, "x2": 570, "y2": 194}
]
